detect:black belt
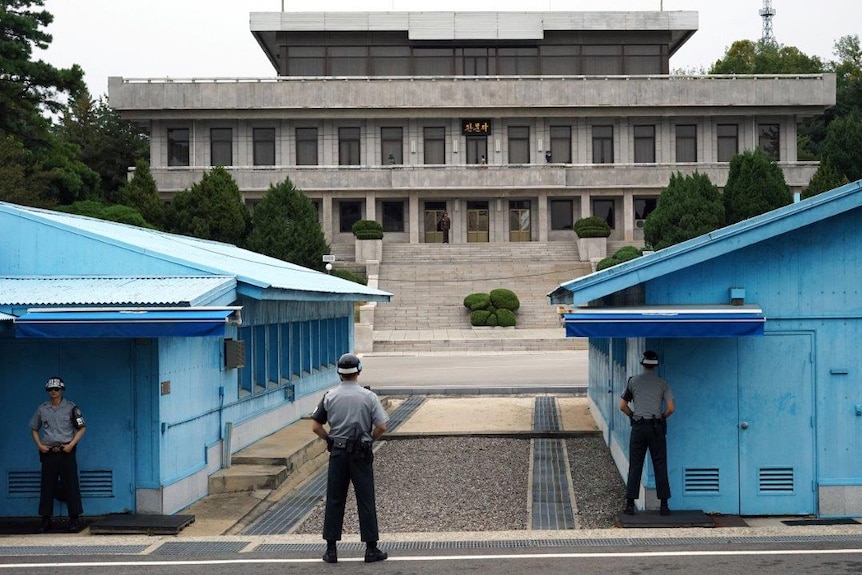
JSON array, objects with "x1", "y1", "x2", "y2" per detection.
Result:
[{"x1": 632, "y1": 417, "x2": 663, "y2": 425}]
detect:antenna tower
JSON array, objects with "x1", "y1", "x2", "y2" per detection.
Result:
[{"x1": 759, "y1": 0, "x2": 777, "y2": 45}]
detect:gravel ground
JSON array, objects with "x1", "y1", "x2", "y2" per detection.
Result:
[{"x1": 295, "y1": 434, "x2": 624, "y2": 535}]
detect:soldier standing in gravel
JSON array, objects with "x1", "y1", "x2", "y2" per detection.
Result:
[
  {"x1": 619, "y1": 350, "x2": 675, "y2": 517},
  {"x1": 311, "y1": 353, "x2": 389, "y2": 564}
]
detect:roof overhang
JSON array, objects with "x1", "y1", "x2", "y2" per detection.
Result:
[
  {"x1": 562, "y1": 305, "x2": 765, "y2": 338},
  {"x1": 14, "y1": 307, "x2": 242, "y2": 339}
]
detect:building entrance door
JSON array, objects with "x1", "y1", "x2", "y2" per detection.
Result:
[
  {"x1": 467, "y1": 202, "x2": 489, "y2": 243},
  {"x1": 466, "y1": 136, "x2": 488, "y2": 165},
  {"x1": 509, "y1": 200, "x2": 531, "y2": 242},
  {"x1": 424, "y1": 201, "x2": 446, "y2": 243},
  {"x1": 738, "y1": 333, "x2": 815, "y2": 515}
]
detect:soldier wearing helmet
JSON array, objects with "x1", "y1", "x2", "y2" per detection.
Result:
[
  {"x1": 311, "y1": 353, "x2": 389, "y2": 564},
  {"x1": 29, "y1": 376, "x2": 86, "y2": 533}
]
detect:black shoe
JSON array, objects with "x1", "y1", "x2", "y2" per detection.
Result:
[
  {"x1": 38, "y1": 516, "x2": 51, "y2": 533},
  {"x1": 660, "y1": 504, "x2": 671, "y2": 516},
  {"x1": 624, "y1": 503, "x2": 635, "y2": 515},
  {"x1": 322, "y1": 547, "x2": 337, "y2": 563},
  {"x1": 68, "y1": 517, "x2": 81, "y2": 532},
  {"x1": 364, "y1": 546, "x2": 388, "y2": 563}
]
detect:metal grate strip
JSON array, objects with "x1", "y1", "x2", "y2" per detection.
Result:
[
  {"x1": 385, "y1": 396, "x2": 426, "y2": 431},
  {"x1": 151, "y1": 541, "x2": 249, "y2": 556},
  {"x1": 0, "y1": 545, "x2": 149, "y2": 557},
  {"x1": 531, "y1": 397, "x2": 575, "y2": 530},
  {"x1": 533, "y1": 396, "x2": 560, "y2": 432}
]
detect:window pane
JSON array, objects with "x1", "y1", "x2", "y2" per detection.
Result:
[
  {"x1": 541, "y1": 45, "x2": 579, "y2": 75},
  {"x1": 253, "y1": 128, "x2": 276, "y2": 166},
  {"x1": 508, "y1": 126, "x2": 530, "y2": 164},
  {"x1": 424, "y1": 127, "x2": 445, "y2": 164},
  {"x1": 717, "y1": 124, "x2": 738, "y2": 162},
  {"x1": 758, "y1": 123, "x2": 780, "y2": 161},
  {"x1": 370, "y1": 46, "x2": 410, "y2": 75},
  {"x1": 296, "y1": 127, "x2": 318, "y2": 165},
  {"x1": 287, "y1": 46, "x2": 325, "y2": 76},
  {"x1": 676, "y1": 124, "x2": 697, "y2": 162},
  {"x1": 634, "y1": 197, "x2": 657, "y2": 219},
  {"x1": 382, "y1": 201, "x2": 404, "y2": 232},
  {"x1": 582, "y1": 45, "x2": 622, "y2": 75},
  {"x1": 549, "y1": 126, "x2": 572, "y2": 163},
  {"x1": 329, "y1": 46, "x2": 367, "y2": 76},
  {"x1": 381, "y1": 127, "x2": 403, "y2": 164},
  {"x1": 339, "y1": 127, "x2": 361, "y2": 166},
  {"x1": 414, "y1": 48, "x2": 453, "y2": 75},
  {"x1": 168, "y1": 128, "x2": 189, "y2": 167},
  {"x1": 592, "y1": 199, "x2": 615, "y2": 229},
  {"x1": 339, "y1": 201, "x2": 362, "y2": 233},
  {"x1": 592, "y1": 125, "x2": 614, "y2": 164},
  {"x1": 633, "y1": 125, "x2": 655, "y2": 163},
  {"x1": 210, "y1": 128, "x2": 232, "y2": 166},
  {"x1": 550, "y1": 199, "x2": 573, "y2": 230}
]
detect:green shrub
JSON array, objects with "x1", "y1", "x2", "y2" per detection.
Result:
[
  {"x1": 489, "y1": 288, "x2": 520, "y2": 311},
  {"x1": 595, "y1": 256, "x2": 618, "y2": 271},
  {"x1": 573, "y1": 216, "x2": 611, "y2": 238},
  {"x1": 351, "y1": 219, "x2": 383, "y2": 239},
  {"x1": 463, "y1": 292, "x2": 491, "y2": 311},
  {"x1": 485, "y1": 313, "x2": 499, "y2": 327},
  {"x1": 470, "y1": 310, "x2": 492, "y2": 326},
  {"x1": 496, "y1": 308, "x2": 517, "y2": 327},
  {"x1": 596, "y1": 246, "x2": 643, "y2": 271},
  {"x1": 331, "y1": 268, "x2": 367, "y2": 285}
]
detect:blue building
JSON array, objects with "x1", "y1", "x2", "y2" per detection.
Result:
[
  {"x1": 0, "y1": 203, "x2": 390, "y2": 517},
  {"x1": 550, "y1": 180, "x2": 862, "y2": 517}
]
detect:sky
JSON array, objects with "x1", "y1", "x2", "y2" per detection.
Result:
[{"x1": 39, "y1": 0, "x2": 862, "y2": 98}]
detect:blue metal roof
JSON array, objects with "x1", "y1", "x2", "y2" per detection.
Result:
[
  {"x1": 0, "y1": 276, "x2": 236, "y2": 307},
  {"x1": 2, "y1": 204, "x2": 391, "y2": 303},
  {"x1": 562, "y1": 305, "x2": 765, "y2": 338},
  {"x1": 549, "y1": 179, "x2": 862, "y2": 306}
]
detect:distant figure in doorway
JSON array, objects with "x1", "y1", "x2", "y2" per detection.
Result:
[
  {"x1": 438, "y1": 212, "x2": 451, "y2": 243},
  {"x1": 479, "y1": 155, "x2": 487, "y2": 165},
  {"x1": 619, "y1": 350, "x2": 675, "y2": 516},
  {"x1": 30, "y1": 376, "x2": 86, "y2": 533}
]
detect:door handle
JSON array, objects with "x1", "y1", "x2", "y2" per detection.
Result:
[{"x1": 740, "y1": 421, "x2": 749, "y2": 430}]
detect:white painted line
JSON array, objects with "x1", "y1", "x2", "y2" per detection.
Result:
[{"x1": 3, "y1": 547, "x2": 862, "y2": 569}]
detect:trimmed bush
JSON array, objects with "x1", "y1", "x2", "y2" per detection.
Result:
[
  {"x1": 489, "y1": 288, "x2": 520, "y2": 311},
  {"x1": 595, "y1": 246, "x2": 643, "y2": 271},
  {"x1": 332, "y1": 268, "x2": 367, "y2": 285},
  {"x1": 470, "y1": 310, "x2": 492, "y2": 326},
  {"x1": 351, "y1": 219, "x2": 383, "y2": 239},
  {"x1": 496, "y1": 308, "x2": 517, "y2": 327},
  {"x1": 485, "y1": 313, "x2": 499, "y2": 327},
  {"x1": 463, "y1": 292, "x2": 491, "y2": 311},
  {"x1": 573, "y1": 216, "x2": 611, "y2": 238}
]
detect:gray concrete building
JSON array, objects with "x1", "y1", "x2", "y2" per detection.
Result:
[{"x1": 108, "y1": 10, "x2": 835, "y2": 249}]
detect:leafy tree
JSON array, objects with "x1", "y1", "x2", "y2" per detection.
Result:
[
  {"x1": 804, "y1": 162, "x2": 849, "y2": 199},
  {"x1": 164, "y1": 167, "x2": 250, "y2": 245},
  {"x1": 818, "y1": 116, "x2": 862, "y2": 183},
  {"x1": 723, "y1": 150, "x2": 791, "y2": 224},
  {"x1": 709, "y1": 40, "x2": 824, "y2": 75},
  {"x1": 55, "y1": 200, "x2": 152, "y2": 228},
  {"x1": 643, "y1": 172, "x2": 725, "y2": 251},
  {"x1": 119, "y1": 159, "x2": 163, "y2": 227},
  {"x1": 245, "y1": 177, "x2": 329, "y2": 271},
  {"x1": 0, "y1": 134, "x2": 53, "y2": 206}
]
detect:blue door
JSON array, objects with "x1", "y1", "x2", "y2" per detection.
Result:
[
  {"x1": 0, "y1": 340, "x2": 136, "y2": 516},
  {"x1": 738, "y1": 333, "x2": 815, "y2": 515}
]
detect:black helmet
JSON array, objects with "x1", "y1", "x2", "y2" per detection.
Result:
[
  {"x1": 641, "y1": 350, "x2": 659, "y2": 366},
  {"x1": 337, "y1": 353, "x2": 362, "y2": 375},
  {"x1": 45, "y1": 376, "x2": 65, "y2": 391}
]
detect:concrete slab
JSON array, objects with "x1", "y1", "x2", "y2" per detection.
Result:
[
  {"x1": 394, "y1": 397, "x2": 535, "y2": 433},
  {"x1": 558, "y1": 397, "x2": 599, "y2": 431}
]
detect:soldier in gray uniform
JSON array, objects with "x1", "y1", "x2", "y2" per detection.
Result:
[
  {"x1": 311, "y1": 353, "x2": 389, "y2": 563},
  {"x1": 619, "y1": 350, "x2": 675, "y2": 516},
  {"x1": 29, "y1": 376, "x2": 86, "y2": 532}
]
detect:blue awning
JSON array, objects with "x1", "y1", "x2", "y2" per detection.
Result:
[
  {"x1": 14, "y1": 307, "x2": 241, "y2": 339},
  {"x1": 563, "y1": 305, "x2": 765, "y2": 338}
]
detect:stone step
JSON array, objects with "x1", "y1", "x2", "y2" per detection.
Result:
[{"x1": 372, "y1": 337, "x2": 586, "y2": 353}]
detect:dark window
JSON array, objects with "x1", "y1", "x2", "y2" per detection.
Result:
[
  {"x1": 339, "y1": 201, "x2": 362, "y2": 233},
  {"x1": 339, "y1": 127, "x2": 361, "y2": 166},
  {"x1": 381, "y1": 127, "x2": 403, "y2": 165},
  {"x1": 295, "y1": 127, "x2": 318, "y2": 165},
  {"x1": 633, "y1": 125, "x2": 655, "y2": 164},
  {"x1": 582, "y1": 45, "x2": 622, "y2": 75},
  {"x1": 329, "y1": 46, "x2": 368, "y2": 76},
  {"x1": 461, "y1": 48, "x2": 489, "y2": 76},
  {"x1": 370, "y1": 46, "x2": 410, "y2": 75},
  {"x1": 253, "y1": 128, "x2": 276, "y2": 166},
  {"x1": 549, "y1": 126, "x2": 572, "y2": 163},
  {"x1": 541, "y1": 45, "x2": 579, "y2": 75},
  {"x1": 550, "y1": 199, "x2": 574, "y2": 230},
  {"x1": 414, "y1": 48, "x2": 453, "y2": 75},
  {"x1": 717, "y1": 124, "x2": 738, "y2": 162},
  {"x1": 497, "y1": 47, "x2": 539, "y2": 75},
  {"x1": 466, "y1": 135, "x2": 488, "y2": 165},
  {"x1": 424, "y1": 127, "x2": 445, "y2": 164},
  {"x1": 676, "y1": 124, "x2": 697, "y2": 162},
  {"x1": 592, "y1": 125, "x2": 614, "y2": 164},
  {"x1": 167, "y1": 128, "x2": 189, "y2": 167},
  {"x1": 758, "y1": 123, "x2": 780, "y2": 161},
  {"x1": 210, "y1": 128, "x2": 232, "y2": 166},
  {"x1": 634, "y1": 197, "x2": 657, "y2": 219},
  {"x1": 287, "y1": 46, "x2": 325, "y2": 76},
  {"x1": 625, "y1": 45, "x2": 662, "y2": 75},
  {"x1": 382, "y1": 201, "x2": 404, "y2": 232},
  {"x1": 508, "y1": 126, "x2": 530, "y2": 164},
  {"x1": 592, "y1": 199, "x2": 615, "y2": 229}
]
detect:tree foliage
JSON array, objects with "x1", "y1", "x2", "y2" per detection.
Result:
[
  {"x1": 723, "y1": 150, "x2": 791, "y2": 225},
  {"x1": 119, "y1": 159, "x2": 163, "y2": 227},
  {"x1": 164, "y1": 167, "x2": 250, "y2": 245},
  {"x1": 819, "y1": 116, "x2": 862, "y2": 183},
  {"x1": 245, "y1": 177, "x2": 329, "y2": 271},
  {"x1": 643, "y1": 172, "x2": 725, "y2": 251},
  {"x1": 803, "y1": 162, "x2": 849, "y2": 199},
  {"x1": 709, "y1": 40, "x2": 824, "y2": 75},
  {"x1": 55, "y1": 200, "x2": 152, "y2": 228}
]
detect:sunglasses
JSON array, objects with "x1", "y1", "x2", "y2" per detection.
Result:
[{"x1": 47, "y1": 388, "x2": 62, "y2": 392}]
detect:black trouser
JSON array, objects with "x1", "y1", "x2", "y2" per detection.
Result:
[
  {"x1": 626, "y1": 419, "x2": 671, "y2": 501},
  {"x1": 39, "y1": 449, "x2": 83, "y2": 517},
  {"x1": 323, "y1": 447, "x2": 379, "y2": 542}
]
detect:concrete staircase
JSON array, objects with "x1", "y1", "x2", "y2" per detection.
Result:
[{"x1": 372, "y1": 242, "x2": 593, "y2": 352}]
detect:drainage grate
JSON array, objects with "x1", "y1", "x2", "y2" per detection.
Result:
[
  {"x1": 151, "y1": 541, "x2": 249, "y2": 556},
  {"x1": 385, "y1": 396, "x2": 426, "y2": 431},
  {"x1": 0, "y1": 545, "x2": 149, "y2": 557},
  {"x1": 531, "y1": 397, "x2": 575, "y2": 530},
  {"x1": 533, "y1": 396, "x2": 560, "y2": 432}
]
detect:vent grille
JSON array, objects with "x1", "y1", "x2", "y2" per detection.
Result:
[
  {"x1": 759, "y1": 467, "x2": 794, "y2": 493},
  {"x1": 684, "y1": 467, "x2": 720, "y2": 494},
  {"x1": 8, "y1": 470, "x2": 113, "y2": 498}
]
